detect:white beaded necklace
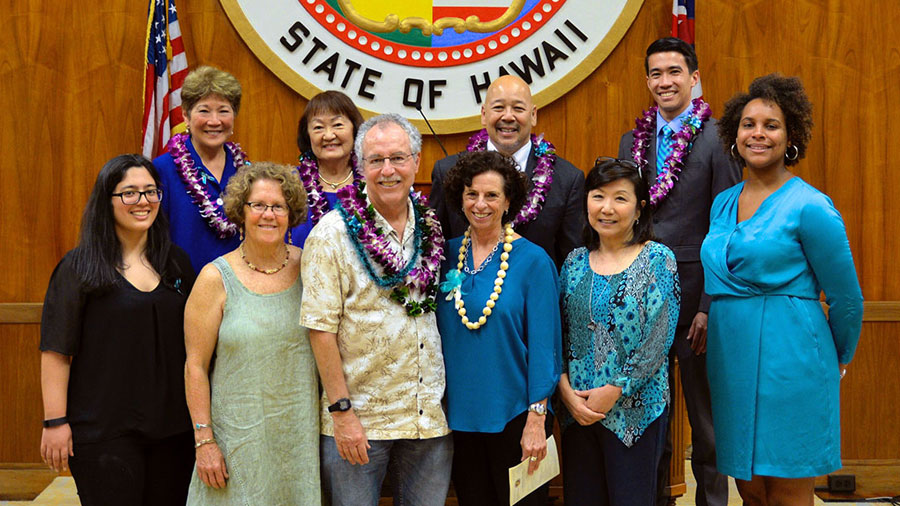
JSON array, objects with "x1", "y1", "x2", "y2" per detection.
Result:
[{"x1": 454, "y1": 223, "x2": 514, "y2": 330}]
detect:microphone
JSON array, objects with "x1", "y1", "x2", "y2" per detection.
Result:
[{"x1": 416, "y1": 106, "x2": 449, "y2": 158}]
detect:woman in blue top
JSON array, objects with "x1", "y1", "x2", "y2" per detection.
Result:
[
  {"x1": 437, "y1": 151, "x2": 561, "y2": 506},
  {"x1": 154, "y1": 66, "x2": 249, "y2": 273},
  {"x1": 291, "y1": 90, "x2": 364, "y2": 248},
  {"x1": 701, "y1": 74, "x2": 863, "y2": 505},
  {"x1": 557, "y1": 157, "x2": 679, "y2": 506}
]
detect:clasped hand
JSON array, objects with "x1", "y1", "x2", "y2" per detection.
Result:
[{"x1": 562, "y1": 384, "x2": 623, "y2": 426}]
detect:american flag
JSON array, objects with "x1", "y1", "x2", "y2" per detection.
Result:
[
  {"x1": 142, "y1": 0, "x2": 188, "y2": 158},
  {"x1": 672, "y1": 0, "x2": 703, "y2": 99}
]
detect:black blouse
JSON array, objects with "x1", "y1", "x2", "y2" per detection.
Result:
[{"x1": 40, "y1": 247, "x2": 196, "y2": 443}]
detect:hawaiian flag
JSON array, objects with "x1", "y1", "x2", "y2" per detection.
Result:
[
  {"x1": 142, "y1": 0, "x2": 188, "y2": 158},
  {"x1": 672, "y1": 0, "x2": 703, "y2": 98}
]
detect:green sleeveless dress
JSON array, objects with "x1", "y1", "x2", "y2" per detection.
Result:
[{"x1": 186, "y1": 257, "x2": 321, "y2": 505}]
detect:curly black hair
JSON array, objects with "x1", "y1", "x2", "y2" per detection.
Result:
[
  {"x1": 442, "y1": 151, "x2": 528, "y2": 226},
  {"x1": 718, "y1": 73, "x2": 813, "y2": 167}
]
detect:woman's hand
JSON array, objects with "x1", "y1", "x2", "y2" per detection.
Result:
[
  {"x1": 558, "y1": 375, "x2": 605, "y2": 426},
  {"x1": 520, "y1": 411, "x2": 547, "y2": 475},
  {"x1": 563, "y1": 389, "x2": 607, "y2": 426},
  {"x1": 40, "y1": 424, "x2": 73, "y2": 472},
  {"x1": 584, "y1": 384, "x2": 623, "y2": 415},
  {"x1": 196, "y1": 442, "x2": 229, "y2": 489}
]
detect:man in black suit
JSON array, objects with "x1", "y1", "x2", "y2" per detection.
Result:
[
  {"x1": 430, "y1": 75, "x2": 584, "y2": 268},
  {"x1": 618, "y1": 37, "x2": 741, "y2": 506}
]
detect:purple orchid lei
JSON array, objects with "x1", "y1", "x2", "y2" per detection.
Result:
[
  {"x1": 466, "y1": 129, "x2": 555, "y2": 226},
  {"x1": 631, "y1": 97, "x2": 712, "y2": 206},
  {"x1": 335, "y1": 182, "x2": 445, "y2": 316},
  {"x1": 168, "y1": 133, "x2": 249, "y2": 238},
  {"x1": 297, "y1": 151, "x2": 362, "y2": 225}
]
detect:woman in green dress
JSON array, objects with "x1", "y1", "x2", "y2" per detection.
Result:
[{"x1": 184, "y1": 162, "x2": 320, "y2": 505}]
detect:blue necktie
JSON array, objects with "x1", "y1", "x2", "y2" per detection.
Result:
[{"x1": 657, "y1": 124, "x2": 675, "y2": 174}]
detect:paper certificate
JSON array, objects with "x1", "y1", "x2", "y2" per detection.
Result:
[{"x1": 508, "y1": 435, "x2": 560, "y2": 505}]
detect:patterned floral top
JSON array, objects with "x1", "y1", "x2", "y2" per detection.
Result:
[
  {"x1": 300, "y1": 198, "x2": 450, "y2": 440},
  {"x1": 557, "y1": 243, "x2": 680, "y2": 446}
]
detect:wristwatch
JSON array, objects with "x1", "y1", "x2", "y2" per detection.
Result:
[
  {"x1": 528, "y1": 402, "x2": 547, "y2": 416},
  {"x1": 327, "y1": 398, "x2": 352, "y2": 413}
]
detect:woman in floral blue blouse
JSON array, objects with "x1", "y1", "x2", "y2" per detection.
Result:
[{"x1": 556, "y1": 157, "x2": 680, "y2": 506}]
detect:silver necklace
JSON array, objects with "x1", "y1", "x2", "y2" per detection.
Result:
[{"x1": 463, "y1": 236, "x2": 502, "y2": 275}]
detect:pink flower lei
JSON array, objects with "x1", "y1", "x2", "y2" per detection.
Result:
[
  {"x1": 168, "y1": 133, "x2": 250, "y2": 238},
  {"x1": 631, "y1": 98, "x2": 711, "y2": 206},
  {"x1": 466, "y1": 129, "x2": 555, "y2": 226},
  {"x1": 335, "y1": 182, "x2": 445, "y2": 316},
  {"x1": 296, "y1": 151, "x2": 361, "y2": 225}
]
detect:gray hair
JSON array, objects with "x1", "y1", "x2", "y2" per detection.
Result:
[{"x1": 354, "y1": 113, "x2": 422, "y2": 166}]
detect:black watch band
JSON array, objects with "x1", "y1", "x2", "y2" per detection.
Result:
[
  {"x1": 43, "y1": 416, "x2": 68, "y2": 428},
  {"x1": 327, "y1": 398, "x2": 352, "y2": 413}
]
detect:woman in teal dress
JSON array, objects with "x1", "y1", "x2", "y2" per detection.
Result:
[
  {"x1": 700, "y1": 74, "x2": 863, "y2": 505},
  {"x1": 557, "y1": 158, "x2": 679, "y2": 505},
  {"x1": 184, "y1": 162, "x2": 320, "y2": 505}
]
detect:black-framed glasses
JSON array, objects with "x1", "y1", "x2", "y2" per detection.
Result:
[
  {"x1": 364, "y1": 153, "x2": 415, "y2": 168},
  {"x1": 111, "y1": 189, "x2": 163, "y2": 205},
  {"x1": 594, "y1": 156, "x2": 642, "y2": 179},
  {"x1": 245, "y1": 202, "x2": 289, "y2": 216}
]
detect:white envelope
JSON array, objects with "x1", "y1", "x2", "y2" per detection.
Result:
[{"x1": 508, "y1": 435, "x2": 560, "y2": 506}]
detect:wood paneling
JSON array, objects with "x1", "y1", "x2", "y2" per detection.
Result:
[
  {"x1": 840, "y1": 323, "x2": 900, "y2": 460},
  {"x1": 1, "y1": 2, "x2": 898, "y2": 494},
  {"x1": 0, "y1": 325, "x2": 42, "y2": 463}
]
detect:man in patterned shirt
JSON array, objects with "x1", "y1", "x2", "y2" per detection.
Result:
[{"x1": 301, "y1": 113, "x2": 451, "y2": 506}]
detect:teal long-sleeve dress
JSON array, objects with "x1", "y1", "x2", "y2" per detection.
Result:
[{"x1": 700, "y1": 177, "x2": 863, "y2": 480}]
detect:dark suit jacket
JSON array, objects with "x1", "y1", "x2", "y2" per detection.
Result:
[
  {"x1": 618, "y1": 117, "x2": 741, "y2": 326},
  {"x1": 430, "y1": 148, "x2": 585, "y2": 269}
]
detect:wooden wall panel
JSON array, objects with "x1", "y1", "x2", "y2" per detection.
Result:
[
  {"x1": 1, "y1": 0, "x2": 898, "y2": 475},
  {"x1": 0, "y1": 325, "x2": 42, "y2": 463},
  {"x1": 840, "y1": 323, "x2": 900, "y2": 460}
]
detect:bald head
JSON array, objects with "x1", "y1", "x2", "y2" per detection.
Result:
[{"x1": 481, "y1": 75, "x2": 537, "y2": 155}]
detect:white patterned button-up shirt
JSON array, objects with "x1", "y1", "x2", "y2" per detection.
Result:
[{"x1": 300, "y1": 197, "x2": 450, "y2": 440}]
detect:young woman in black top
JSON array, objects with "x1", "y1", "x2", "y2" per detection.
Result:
[{"x1": 39, "y1": 154, "x2": 196, "y2": 505}]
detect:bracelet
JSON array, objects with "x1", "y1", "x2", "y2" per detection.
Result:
[
  {"x1": 194, "y1": 422, "x2": 211, "y2": 430},
  {"x1": 43, "y1": 417, "x2": 68, "y2": 428},
  {"x1": 195, "y1": 438, "x2": 216, "y2": 449}
]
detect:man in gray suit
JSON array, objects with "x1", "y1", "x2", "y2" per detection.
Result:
[
  {"x1": 618, "y1": 37, "x2": 741, "y2": 506},
  {"x1": 430, "y1": 75, "x2": 584, "y2": 269}
]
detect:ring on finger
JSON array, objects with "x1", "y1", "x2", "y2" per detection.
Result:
[{"x1": 529, "y1": 456, "x2": 537, "y2": 462}]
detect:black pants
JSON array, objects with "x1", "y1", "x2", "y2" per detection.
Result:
[
  {"x1": 69, "y1": 431, "x2": 194, "y2": 506},
  {"x1": 452, "y1": 411, "x2": 553, "y2": 506},
  {"x1": 561, "y1": 407, "x2": 667, "y2": 506},
  {"x1": 656, "y1": 323, "x2": 729, "y2": 506}
]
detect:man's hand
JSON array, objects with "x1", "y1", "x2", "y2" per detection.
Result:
[
  {"x1": 688, "y1": 311, "x2": 708, "y2": 354},
  {"x1": 332, "y1": 410, "x2": 371, "y2": 465}
]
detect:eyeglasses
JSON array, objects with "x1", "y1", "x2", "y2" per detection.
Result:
[
  {"x1": 245, "y1": 202, "x2": 289, "y2": 216},
  {"x1": 111, "y1": 189, "x2": 163, "y2": 205},
  {"x1": 364, "y1": 153, "x2": 415, "y2": 168},
  {"x1": 594, "y1": 156, "x2": 642, "y2": 179}
]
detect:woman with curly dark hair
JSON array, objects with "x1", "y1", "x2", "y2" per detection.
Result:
[
  {"x1": 700, "y1": 74, "x2": 863, "y2": 504},
  {"x1": 436, "y1": 150, "x2": 561, "y2": 506}
]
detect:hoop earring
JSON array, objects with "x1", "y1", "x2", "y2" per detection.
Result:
[
  {"x1": 730, "y1": 143, "x2": 740, "y2": 159},
  {"x1": 785, "y1": 145, "x2": 799, "y2": 161},
  {"x1": 634, "y1": 218, "x2": 640, "y2": 226}
]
